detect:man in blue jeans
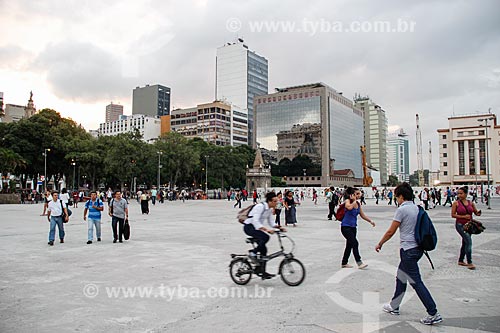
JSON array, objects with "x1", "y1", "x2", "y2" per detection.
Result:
[
  {"x1": 375, "y1": 182, "x2": 442, "y2": 325},
  {"x1": 84, "y1": 191, "x2": 104, "y2": 244},
  {"x1": 46, "y1": 191, "x2": 69, "y2": 246}
]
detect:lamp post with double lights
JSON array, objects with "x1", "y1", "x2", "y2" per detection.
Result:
[
  {"x1": 478, "y1": 116, "x2": 495, "y2": 209},
  {"x1": 43, "y1": 148, "x2": 51, "y2": 190}
]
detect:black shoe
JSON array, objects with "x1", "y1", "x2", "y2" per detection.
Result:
[
  {"x1": 327, "y1": 218, "x2": 332, "y2": 220},
  {"x1": 119, "y1": 240, "x2": 123, "y2": 243},
  {"x1": 262, "y1": 272, "x2": 275, "y2": 279},
  {"x1": 60, "y1": 239, "x2": 64, "y2": 243},
  {"x1": 48, "y1": 241, "x2": 54, "y2": 246},
  {"x1": 97, "y1": 238, "x2": 101, "y2": 242},
  {"x1": 87, "y1": 240, "x2": 92, "y2": 244},
  {"x1": 113, "y1": 239, "x2": 117, "y2": 243}
]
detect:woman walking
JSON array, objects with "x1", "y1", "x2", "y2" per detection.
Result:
[
  {"x1": 340, "y1": 187, "x2": 375, "y2": 269},
  {"x1": 140, "y1": 191, "x2": 150, "y2": 214},
  {"x1": 284, "y1": 190, "x2": 298, "y2": 227},
  {"x1": 451, "y1": 186, "x2": 481, "y2": 270},
  {"x1": 274, "y1": 192, "x2": 284, "y2": 226}
]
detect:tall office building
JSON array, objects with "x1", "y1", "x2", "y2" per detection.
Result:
[
  {"x1": 105, "y1": 103, "x2": 124, "y2": 123},
  {"x1": 132, "y1": 84, "x2": 171, "y2": 117},
  {"x1": 354, "y1": 95, "x2": 389, "y2": 184},
  {"x1": 388, "y1": 128, "x2": 410, "y2": 182},
  {"x1": 216, "y1": 39, "x2": 268, "y2": 145},
  {"x1": 254, "y1": 83, "x2": 364, "y2": 187}
]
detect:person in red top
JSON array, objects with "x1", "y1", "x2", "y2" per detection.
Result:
[
  {"x1": 72, "y1": 191, "x2": 79, "y2": 208},
  {"x1": 451, "y1": 186, "x2": 481, "y2": 270}
]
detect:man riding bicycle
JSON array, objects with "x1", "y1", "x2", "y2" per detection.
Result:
[{"x1": 243, "y1": 192, "x2": 286, "y2": 279}]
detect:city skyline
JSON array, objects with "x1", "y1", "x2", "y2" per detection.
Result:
[{"x1": 1, "y1": 0, "x2": 499, "y2": 172}]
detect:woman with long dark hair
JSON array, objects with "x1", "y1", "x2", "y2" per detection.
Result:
[
  {"x1": 451, "y1": 186, "x2": 481, "y2": 270},
  {"x1": 284, "y1": 190, "x2": 298, "y2": 227},
  {"x1": 340, "y1": 187, "x2": 375, "y2": 268}
]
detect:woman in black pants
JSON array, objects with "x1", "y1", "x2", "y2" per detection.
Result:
[{"x1": 340, "y1": 187, "x2": 375, "y2": 269}]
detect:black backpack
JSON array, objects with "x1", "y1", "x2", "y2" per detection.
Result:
[{"x1": 415, "y1": 206, "x2": 438, "y2": 269}]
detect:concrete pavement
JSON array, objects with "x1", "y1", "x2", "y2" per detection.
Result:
[{"x1": 0, "y1": 197, "x2": 499, "y2": 332}]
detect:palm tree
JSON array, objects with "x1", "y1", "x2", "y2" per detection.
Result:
[{"x1": 0, "y1": 148, "x2": 27, "y2": 173}]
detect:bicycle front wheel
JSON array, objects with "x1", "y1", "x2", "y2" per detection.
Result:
[
  {"x1": 279, "y1": 258, "x2": 305, "y2": 286},
  {"x1": 229, "y1": 258, "x2": 253, "y2": 285}
]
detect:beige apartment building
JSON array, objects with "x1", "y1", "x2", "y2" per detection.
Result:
[{"x1": 437, "y1": 113, "x2": 499, "y2": 187}]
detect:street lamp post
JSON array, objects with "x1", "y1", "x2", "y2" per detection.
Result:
[
  {"x1": 157, "y1": 151, "x2": 163, "y2": 190},
  {"x1": 43, "y1": 148, "x2": 50, "y2": 190},
  {"x1": 478, "y1": 116, "x2": 495, "y2": 209},
  {"x1": 303, "y1": 168, "x2": 307, "y2": 195},
  {"x1": 205, "y1": 155, "x2": 209, "y2": 196},
  {"x1": 71, "y1": 160, "x2": 76, "y2": 192}
]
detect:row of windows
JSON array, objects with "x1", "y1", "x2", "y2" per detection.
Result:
[
  {"x1": 457, "y1": 130, "x2": 485, "y2": 137},
  {"x1": 256, "y1": 91, "x2": 321, "y2": 104}
]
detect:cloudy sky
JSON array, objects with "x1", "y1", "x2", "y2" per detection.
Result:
[{"x1": 1, "y1": 0, "x2": 499, "y2": 170}]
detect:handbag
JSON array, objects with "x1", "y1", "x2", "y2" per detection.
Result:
[
  {"x1": 123, "y1": 219, "x2": 130, "y2": 240},
  {"x1": 458, "y1": 200, "x2": 484, "y2": 234},
  {"x1": 60, "y1": 200, "x2": 70, "y2": 223},
  {"x1": 464, "y1": 219, "x2": 485, "y2": 235}
]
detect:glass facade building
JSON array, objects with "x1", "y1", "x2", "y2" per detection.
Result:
[{"x1": 254, "y1": 83, "x2": 364, "y2": 186}]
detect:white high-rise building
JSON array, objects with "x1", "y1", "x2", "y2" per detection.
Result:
[
  {"x1": 388, "y1": 129, "x2": 410, "y2": 182},
  {"x1": 216, "y1": 39, "x2": 268, "y2": 145}
]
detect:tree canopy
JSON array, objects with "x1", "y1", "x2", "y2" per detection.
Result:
[{"x1": 0, "y1": 109, "x2": 255, "y2": 191}]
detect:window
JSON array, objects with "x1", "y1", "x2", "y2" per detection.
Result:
[
  {"x1": 469, "y1": 140, "x2": 475, "y2": 175},
  {"x1": 443, "y1": 162, "x2": 448, "y2": 167},
  {"x1": 458, "y1": 141, "x2": 465, "y2": 175},
  {"x1": 442, "y1": 135, "x2": 447, "y2": 139},
  {"x1": 443, "y1": 153, "x2": 447, "y2": 157},
  {"x1": 443, "y1": 144, "x2": 447, "y2": 148},
  {"x1": 444, "y1": 171, "x2": 448, "y2": 176}
]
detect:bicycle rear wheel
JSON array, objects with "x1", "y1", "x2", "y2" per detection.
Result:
[
  {"x1": 229, "y1": 258, "x2": 253, "y2": 285},
  {"x1": 279, "y1": 258, "x2": 305, "y2": 286}
]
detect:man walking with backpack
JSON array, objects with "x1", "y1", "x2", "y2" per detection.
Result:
[
  {"x1": 83, "y1": 191, "x2": 104, "y2": 244},
  {"x1": 375, "y1": 182, "x2": 442, "y2": 325}
]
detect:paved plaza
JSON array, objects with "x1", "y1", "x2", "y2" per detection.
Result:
[{"x1": 0, "y1": 197, "x2": 499, "y2": 332}]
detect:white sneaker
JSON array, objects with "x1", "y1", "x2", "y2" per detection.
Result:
[
  {"x1": 358, "y1": 263, "x2": 368, "y2": 269},
  {"x1": 382, "y1": 303, "x2": 400, "y2": 315},
  {"x1": 420, "y1": 313, "x2": 443, "y2": 325}
]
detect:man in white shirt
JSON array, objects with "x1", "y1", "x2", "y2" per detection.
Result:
[
  {"x1": 47, "y1": 191, "x2": 69, "y2": 246},
  {"x1": 243, "y1": 192, "x2": 286, "y2": 279}
]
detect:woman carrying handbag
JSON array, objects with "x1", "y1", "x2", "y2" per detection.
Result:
[{"x1": 451, "y1": 186, "x2": 481, "y2": 270}]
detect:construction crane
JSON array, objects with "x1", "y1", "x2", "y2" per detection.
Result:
[
  {"x1": 360, "y1": 145, "x2": 373, "y2": 187},
  {"x1": 428, "y1": 141, "x2": 432, "y2": 186},
  {"x1": 416, "y1": 114, "x2": 424, "y2": 186}
]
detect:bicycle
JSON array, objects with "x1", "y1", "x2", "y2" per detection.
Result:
[{"x1": 229, "y1": 230, "x2": 306, "y2": 286}]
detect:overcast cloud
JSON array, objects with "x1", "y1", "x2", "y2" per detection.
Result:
[{"x1": 1, "y1": 0, "x2": 499, "y2": 170}]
